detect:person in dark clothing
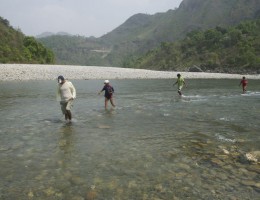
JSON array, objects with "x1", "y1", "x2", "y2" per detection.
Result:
[{"x1": 98, "y1": 80, "x2": 115, "y2": 109}]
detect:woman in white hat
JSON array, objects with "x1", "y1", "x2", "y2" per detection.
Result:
[{"x1": 98, "y1": 80, "x2": 115, "y2": 109}]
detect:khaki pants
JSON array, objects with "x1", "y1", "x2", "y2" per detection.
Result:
[{"x1": 60, "y1": 100, "x2": 73, "y2": 114}]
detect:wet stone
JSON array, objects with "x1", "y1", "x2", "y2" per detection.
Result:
[
  {"x1": 255, "y1": 183, "x2": 260, "y2": 189},
  {"x1": 98, "y1": 125, "x2": 111, "y2": 129},
  {"x1": 70, "y1": 176, "x2": 85, "y2": 185},
  {"x1": 245, "y1": 151, "x2": 260, "y2": 163},
  {"x1": 241, "y1": 180, "x2": 260, "y2": 189},
  {"x1": 71, "y1": 196, "x2": 85, "y2": 200},
  {"x1": 176, "y1": 163, "x2": 191, "y2": 171},
  {"x1": 218, "y1": 173, "x2": 228, "y2": 180},
  {"x1": 211, "y1": 158, "x2": 225, "y2": 166}
]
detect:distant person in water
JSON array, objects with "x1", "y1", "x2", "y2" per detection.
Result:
[
  {"x1": 56, "y1": 75, "x2": 76, "y2": 123},
  {"x1": 173, "y1": 73, "x2": 187, "y2": 96},
  {"x1": 239, "y1": 76, "x2": 248, "y2": 93},
  {"x1": 98, "y1": 80, "x2": 115, "y2": 109}
]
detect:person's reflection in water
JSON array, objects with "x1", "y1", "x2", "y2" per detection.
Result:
[
  {"x1": 57, "y1": 124, "x2": 75, "y2": 168},
  {"x1": 105, "y1": 107, "x2": 117, "y2": 115},
  {"x1": 56, "y1": 125, "x2": 84, "y2": 190}
]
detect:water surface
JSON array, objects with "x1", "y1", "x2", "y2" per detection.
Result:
[{"x1": 0, "y1": 79, "x2": 259, "y2": 199}]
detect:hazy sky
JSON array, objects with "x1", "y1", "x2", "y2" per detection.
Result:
[{"x1": 0, "y1": 0, "x2": 182, "y2": 37}]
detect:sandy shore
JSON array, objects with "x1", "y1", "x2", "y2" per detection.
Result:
[{"x1": 0, "y1": 64, "x2": 259, "y2": 81}]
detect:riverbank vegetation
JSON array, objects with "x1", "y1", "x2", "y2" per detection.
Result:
[
  {"x1": 126, "y1": 19, "x2": 260, "y2": 74},
  {"x1": 0, "y1": 17, "x2": 54, "y2": 64}
]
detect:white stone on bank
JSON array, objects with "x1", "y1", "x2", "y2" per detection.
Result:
[{"x1": 0, "y1": 64, "x2": 259, "y2": 81}]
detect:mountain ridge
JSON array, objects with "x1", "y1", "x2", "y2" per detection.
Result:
[{"x1": 34, "y1": 0, "x2": 260, "y2": 71}]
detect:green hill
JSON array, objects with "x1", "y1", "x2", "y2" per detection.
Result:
[
  {"x1": 103, "y1": 0, "x2": 260, "y2": 67},
  {"x1": 0, "y1": 17, "x2": 54, "y2": 64},
  {"x1": 38, "y1": 0, "x2": 260, "y2": 71},
  {"x1": 129, "y1": 19, "x2": 260, "y2": 74},
  {"x1": 38, "y1": 35, "x2": 110, "y2": 66}
]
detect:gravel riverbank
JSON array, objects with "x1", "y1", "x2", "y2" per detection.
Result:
[{"x1": 1, "y1": 64, "x2": 259, "y2": 81}]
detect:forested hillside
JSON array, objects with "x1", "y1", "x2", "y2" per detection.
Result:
[
  {"x1": 128, "y1": 19, "x2": 260, "y2": 73},
  {"x1": 37, "y1": 35, "x2": 110, "y2": 66},
  {"x1": 103, "y1": 0, "x2": 260, "y2": 68},
  {"x1": 0, "y1": 17, "x2": 54, "y2": 64},
  {"x1": 38, "y1": 0, "x2": 260, "y2": 69}
]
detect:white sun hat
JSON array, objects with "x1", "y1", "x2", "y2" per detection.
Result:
[{"x1": 104, "y1": 80, "x2": 109, "y2": 83}]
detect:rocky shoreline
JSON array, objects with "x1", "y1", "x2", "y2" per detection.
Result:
[{"x1": 1, "y1": 64, "x2": 260, "y2": 81}]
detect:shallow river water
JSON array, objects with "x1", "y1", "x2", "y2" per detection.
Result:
[{"x1": 0, "y1": 79, "x2": 259, "y2": 200}]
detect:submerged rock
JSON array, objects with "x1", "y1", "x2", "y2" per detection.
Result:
[
  {"x1": 98, "y1": 125, "x2": 111, "y2": 129},
  {"x1": 86, "y1": 190, "x2": 97, "y2": 200},
  {"x1": 28, "y1": 190, "x2": 34, "y2": 198},
  {"x1": 245, "y1": 151, "x2": 260, "y2": 163},
  {"x1": 44, "y1": 187, "x2": 55, "y2": 196},
  {"x1": 241, "y1": 180, "x2": 260, "y2": 189},
  {"x1": 222, "y1": 149, "x2": 230, "y2": 155}
]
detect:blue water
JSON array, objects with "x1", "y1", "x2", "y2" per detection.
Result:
[{"x1": 0, "y1": 79, "x2": 259, "y2": 199}]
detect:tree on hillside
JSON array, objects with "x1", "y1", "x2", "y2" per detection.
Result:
[
  {"x1": 0, "y1": 17, "x2": 55, "y2": 64},
  {"x1": 128, "y1": 19, "x2": 260, "y2": 73}
]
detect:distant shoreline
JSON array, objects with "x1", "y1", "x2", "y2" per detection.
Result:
[{"x1": 0, "y1": 64, "x2": 259, "y2": 81}]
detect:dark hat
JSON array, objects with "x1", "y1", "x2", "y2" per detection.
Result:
[{"x1": 57, "y1": 75, "x2": 65, "y2": 80}]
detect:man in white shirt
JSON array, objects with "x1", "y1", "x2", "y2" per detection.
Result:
[{"x1": 56, "y1": 75, "x2": 76, "y2": 123}]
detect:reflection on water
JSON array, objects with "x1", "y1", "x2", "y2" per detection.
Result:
[{"x1": 0, "y1": 79, "x2": 259, "y2": 199}]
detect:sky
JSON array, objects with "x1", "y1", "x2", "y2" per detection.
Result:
[{"x1": 0, "y1": 0, "x2": 183, "y2": 37}]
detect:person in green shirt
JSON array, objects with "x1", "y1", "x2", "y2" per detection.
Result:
[{"x1": 173, "y1": 73, "x2": 187, "y2": 96}]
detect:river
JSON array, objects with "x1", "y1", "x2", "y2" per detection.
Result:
[{"x1": 0, "y1": 79, "x2": 259, "y2": 199}]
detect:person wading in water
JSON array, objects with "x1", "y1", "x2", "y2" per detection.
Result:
[
  {"x1": 173, "y1": 73, "x2": 187, "y2": 96},
  {"x1": 98, "y1": 80, "x2": 115, "y2": 109},
  {"x1": 56, "y1": 75, "x2": 76, "y2": 123}
]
